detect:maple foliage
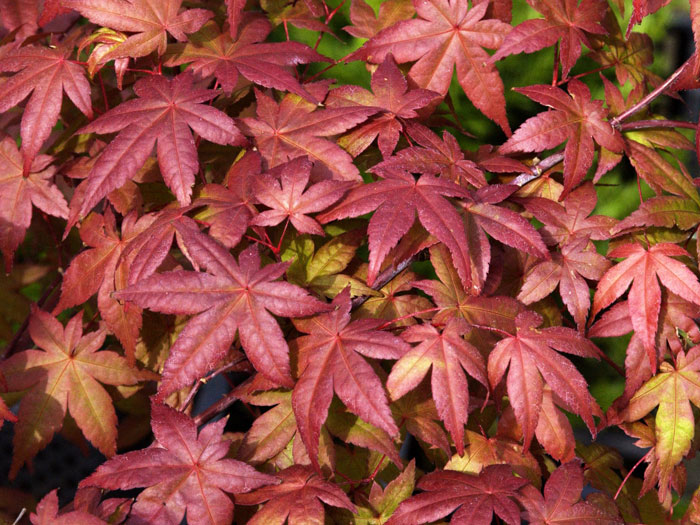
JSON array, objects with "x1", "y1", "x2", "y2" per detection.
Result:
[
  {"x1": 80, "y1": 402, "x2": 277, "y2": 525},
  {"x1": 4, "y1": 0, "x2": 700, "y2": 522}
]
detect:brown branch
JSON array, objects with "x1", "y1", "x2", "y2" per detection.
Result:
[{"x1": 2, "y1": 273, "x2": 62, "y2": 359}]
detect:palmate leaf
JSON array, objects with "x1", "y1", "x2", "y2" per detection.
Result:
[
  {"x1": 487, "y1": 310, "x2": 601, "y2": 451},
  {"x1": 387, "y1": 318, "x2": 487, "y2": 455},
  {"x1": 194, "y1": 150, "x2": 261, "y2": 249},
  {"x1": 501, "y1": 80, "x2": 623, "y2": 199},
  {"x1": 71, "y1": 71, "x2": 244, "y2": 222},
  {"x1": 251, "y1": 156, "x2": 352, "y2": 236},
  {"x1": 592, "y1": 242, "x2": 700, "y2": 370},
  {"x1": 0, "y1": 136, "x2": 68, "y2": 272},
  {"x1": 30, "y1": 490, "x2": 106, "y2": 525},
  {"x1": 0, "y1": 308, "x2": 151, "y2": 478},
  {"x1": 165, "y1": 18, "x2": 326, "y2": 101},
  {"x1": 291, "y1": 289, "x2": 408, "y2": 469},
  {"x1": 519, "y1": 461, "x2": 623, "y2": 524},
  {"x1": 80, "y1": 402, "x2": 277, "y2": 525},
  {"x1": 518, "y1": 235, "x2": 610, "y2": 331},
  {"x1": 63, "y1": 0, "x2": 212, "y2": 59},
  {"x1": 372, "y1": 122, "x2": 488, "y2": 188},
  {"x1": 0, "y1": 44, "x2": 93, "y2": 173},
  {"x1": 491, "y1": 0, "x2": 608, "y2": 77},
  {"x1": 116, "y1": 226, "x2": 329, "y2": 394},
  {"x1": 240, "y1": 88, "x2": 376, "y2": 181},
  {"x1": 326, "y1": 54, "x2": 438, "y2": 158},
  {"x1": 317, "y1": 168, "x2": 474, "y2": 290},
  {"x1": 619, "y1": 347, "x2": 700, "y2": 503},
  {"x1": 349, "y1": 0, "x2": 512, "y2": 133},
  {"x1": 344, "y1": 0, "x2": 415, "y2": 39},
  {"x1": 386, "y1": 465, "x2": 528, "y2": 525},
  {"x1": 236, "y1": 465, "x2": 356, "y2": 524}
]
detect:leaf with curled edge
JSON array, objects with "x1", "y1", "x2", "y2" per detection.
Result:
[
  {"x1": 0, "y1": 44, "x2": 92, "y2": 174},
  {"x1": 519, "y1": 236, "x2": 610, "y2": 331},
  {"x1": 251, "y1": 156, "x2": 352, "y2": 236},
  {"x1": 0, "y1": 136, "x2": 68, "y2": 272},
  {"x1": 619, "y1": 348, "x2": 700, "y2": 504},
  {"x1": 63, "y1": 0, "x2": 212, "y2": 60},
  {"x1": 0, "y1": 308, "x2": 152, "y2": 478},
  {"x1": 612, "y1": 196, "x2": 700, "y2": 235},
  {"x1": 386, "y1": 464, "x2": 528, "y2": 525},
  {"x1": 116, "y1": 227, "x2": 329, "y2": 396},
  {"x1": 80, "y1": 402, "x2": 277, "y2": 525},
  {"x1": 165, "y1": 18, "x2": 326, "y2": 101},
  {"x1": 318, "y1": 168, "x2": 473, "y2": 290},
  {"x1": 387, "y1": 318, "x2": 487, "y2": 455},
  {"x1": 501, "y1": 81, "x2": 623, "y2": 199},
  {"x1": 446, "y1": 429, "x2": 541, "y2": 486},
  {"x1": 326, "y1": 54, "x2": 438, "y2": 158},
  {"x1": 236, "y1": 465, "x2": 356, "y2": 525},
  {"x1": 519, "y1": 460, "x2": 623, "y2": 524},
  {"x1": 491, "y1": 0, "x2": 607, "y2": 77},
  {"x1": 70, "y1": 72, "x2": 244, "y2": 224},
  {"x1": 344, "y1": 0, "x2": 415, "y2": 39},
  {"x1": 240, "y1": 88, "x2": 376, "y2": 182},
  {"x1": 291, "y1": 288, "x2": 407, "y2": 470},
  {"x1": 592, "y1": 242, "x2": 700, "y2": 371},
  {"x1": 488, "y1": 310, "x2": 601, "y2": 452},
  {"x1": 349, "y1": 0, "x2": 512, "y2": 134},
  {"x1": 30, "y1": 489, "x2": 106, "y2": 525}
]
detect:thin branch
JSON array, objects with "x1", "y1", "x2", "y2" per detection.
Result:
[
  {"x1": 351, "y1": 254, "x2": 418, "y2": 310},
  {"x1": 610, "y1": 57, "x2": 694, "y2": 127},
  {"x1": 619, "y1": 119, "x2": 697, "y2": 131},
  {"x1": 193, "y1": 388, "x2": 239, "y2": 427},
  {"x1": 2, "y1": 273, "x2": 62, "y2": 359}
]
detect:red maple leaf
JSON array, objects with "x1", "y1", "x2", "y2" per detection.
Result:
[
  {"x1": 250, "y1": 156, "x2": 352, "y2": 235},
  {"x1": 387, "y1": 318, "x2": 487, "y2": 454},
  {"x1": 491, "y1": 0, "x2": 608, "y2": 77},
  {"x1": 236, "y1": 465, "x2": 356, "y2": 524},
  {"x1": 71, "y1": 72, "x2": 244, "y2": 222},
  {"x1": 349, "y1": 0, "x2": 513, "y2": 133},
  {"x1": 165, "y1": 17, "x2": 326, "y2": 101},
  {"x1": 500, "y1": 80, "x2": 623, "y2": 199},
  {"x1": 372, "y1": 122, "x2": 488, "y2": 188},
  {"x1": 292, "y1": 289, "x2": 409, "y2": 469},
  {"x1": 520, "y1": 460, "x2": 623, "y2": 524},
  {"x1": 591, "y1": 242, "x2": 700, "y2": 369},
  {"x1": 116, "y1": 227, "x2": 329, "y2": 394},
  {"x1": 386, "y1": 464, "x2": 528, "y2": 525},
  {"x1": 488, "y1": 310, "x2": 601, "y2": 451},
  {"x1": 0, "y1": 136, "x2": 68, "y2": 272},
  {"x1": 0, "y1": 307, "x2": 151, "y2": 478},
  {"x1": 63, "y1": 0, "x2": 212, "y2": 59},
  {"x1": 240, "y1": 87, "x2": 375, "y2": 181},
  {"x1": 0, "y1": 44, "x2": 92, "y2": 174},
  {"x1": 80, "y1": 402, "x2": 277, "y2": 525},
  {"x1": 326, "y1": 54, "x2": 438, "y2": 157},
  {"x1": 317, "y1": 168, "x2": 474, "y2": 290},
  {"x1": 518, "y1": 235, "x2": 611, "y2": 331},
  {"x1": 518, "y1": 181, "x2": 617, "y2": 244},
  {"x1": 344, "y1": 0, "x2": 415, "y2": 39},
  {"x1": 193, "y1": 150, "x2": 261, "y2": 249},
  {"x1": 30, "y1": 490, "x2": 106, "y2": 525},
  {"x1": 413, "y1": 243, "x2": 526, "y2": 347}
]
